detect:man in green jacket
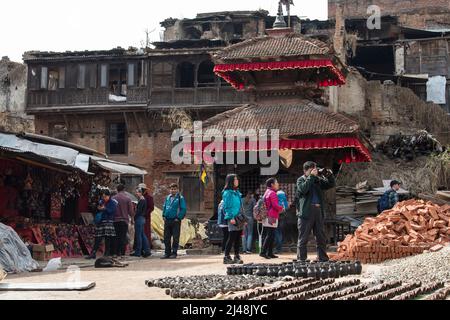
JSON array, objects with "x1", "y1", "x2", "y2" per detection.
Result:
[{"x1": 295, "y1": 161, "x2": 335, "y2": 262}]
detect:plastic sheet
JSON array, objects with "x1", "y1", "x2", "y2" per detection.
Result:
[
  {"x1": 0, "y1": 223, "x2": 40, "y2": 273},
  {"x1": 151, "y1": 207, "x2": 207, "y2": 248}
]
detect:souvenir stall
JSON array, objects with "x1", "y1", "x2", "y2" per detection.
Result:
[{"x1": 0, "y1": 131, "x2": 147, "y2": 259}]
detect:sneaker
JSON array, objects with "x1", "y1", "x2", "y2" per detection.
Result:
[
  {"x1": 259, "y1": 253, "x2": 271, "y2": 259},
  {"x1": 169, "y1": 253, "x2": 177, "y2": 259},
  {"x1": 244, "y1": 251, "x2": 252, "y2": 254},
  {"x1": 233, "y1": 256, "x2": 244, "y2": 264},
  {"x1": 130, "y1": 253, "x2": 141, "y2": 257},
  {"x1": 223, "y1": 256, "x2": 234, "y2": 264},
  {"x1": 160, "y1": 255, "x2": 171, "y2": 259},
  {"x1": 143, "y1": 252, "x2": 152, "y2": 258},
  {"x1": 85, "y1": 254, "x2": 96, "y2": 260},
  {"x1": 268, "y1": 254, "x2": 279, "y2": 259}
]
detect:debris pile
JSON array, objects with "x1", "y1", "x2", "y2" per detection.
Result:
[
  {"x1": 377, "y1": 130, "x2": 444, "y2": 161},
  {"x1": 333, "y1": 200, "x2": 450, "y2": 263},
  {"x1": 372, "y1": 245, "x2": 450, "y2": 283}
]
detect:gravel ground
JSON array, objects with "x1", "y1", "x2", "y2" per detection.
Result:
[{"x1": 366, "y1": 245, "x2": 450, "y2": 284}]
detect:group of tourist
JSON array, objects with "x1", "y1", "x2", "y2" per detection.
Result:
[
  {"x1": 86, "y1": 183, "x2": 186, "y2": 260},
  {"x1": 219, "y1": 161, "x2": 336, "y2": 265}
]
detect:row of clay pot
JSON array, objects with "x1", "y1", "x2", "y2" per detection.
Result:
[
  {"x1": 335, "y1": 281, "x2": 403, "y2": 300},
  {"x1": 360, "y1": 281, "x2": 422, "y2": 300},
  {"x1": 392, "y1": 281, "x2": 445, "y2": 300},
  {"x1": 281, "y1": 279, "x2": 361, "y2": 300},
  {"x1": 227, "y1": 260, "x2": 362, "y2": 279}
]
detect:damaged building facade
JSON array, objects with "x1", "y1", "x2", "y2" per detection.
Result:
[
  {"x1": 24, "y1": 11, "x2": 302, "y2": 221},
  {"x1": 328, "y1": 0, "x2": 450, "y2": 116},
  {"x1": 0, "y1": 57, "x2": 34, "y2": 133},
  {"x1": 22, "y1": 4, "x2": 450, "y2": 223}
]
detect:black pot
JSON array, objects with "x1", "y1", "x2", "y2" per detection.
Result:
[
  {"x1": 320, "y1": 267, "x2": 329, "y2": 279},
  {"x1": 278, "y1": 268, "x2": 286, "y2": 277},
  {"x1": 339, "y1": 264, "x2": 347, "y2": 277},
  {"x1": 307, "y1": 266, "x2": 316, "y2": 278},
  {"x1": 300, "y1": 266, "x2": 308, "y2": 278},
  {"x1": 226, "y1": 266, "x2": 232, "y2": 275},
  {"x1": 294, "y1": 267, "x2": 302, "y2": 278},
  {"x1": 256, "y1": 266, "x2": 267, "y2": 276},
  {"x1": 355, "y1": 261, "x2": 362, "y2": 275}
]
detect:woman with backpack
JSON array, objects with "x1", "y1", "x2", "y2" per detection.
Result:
[
  {"x1": 222, "y1": 174, "x2": 245, "y2": 265},
  {"x1": 260, "y1": 178, "x2": 283, "y2": 259}
]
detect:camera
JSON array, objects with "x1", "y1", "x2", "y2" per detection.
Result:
[{"x1": 318, "y1": 168, "x2": 331, "y2": 176}]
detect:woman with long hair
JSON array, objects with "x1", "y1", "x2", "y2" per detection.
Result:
[{"x1": 222, "y1": 174, "x2": 244, "y2": 264}]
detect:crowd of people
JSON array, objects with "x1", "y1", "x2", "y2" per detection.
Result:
[
  {"x1": 85, "y1": 182, "x2": 186, "y2": 260},
  {"x1": 84, "y1": 160, "x2": 345, "y2": 264},
  {"x1": 219, "y1": 161, "x2": 336, "y2": 265}
]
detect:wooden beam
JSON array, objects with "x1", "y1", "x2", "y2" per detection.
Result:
[
  {"x1": 62, "y1": 114, "x2": 72, "y2": 136},
  {"x1": 133, "y1": 112, "x2": 142, "y2": 137},
  {"x1": 74, "y1": 114, "x2": 84, "y2": 138},
  {"x1": 123, "y1": 112, "x2": 130, "y2": 136},
  {"x1": 15, "y1": 157, "x2": 72, "y2": 174}
]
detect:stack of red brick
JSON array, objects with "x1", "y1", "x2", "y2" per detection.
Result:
[{"x1": 334, "y1": 200, "x2": 450, "y2": 263}]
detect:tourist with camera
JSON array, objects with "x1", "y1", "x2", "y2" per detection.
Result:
[{"x1": 296, "y1": 161, "x2": 336, "y2": 262}]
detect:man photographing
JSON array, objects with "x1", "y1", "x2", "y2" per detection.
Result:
[{"x1": 296, "y1": 161, "x2": 335, "y2": 262}]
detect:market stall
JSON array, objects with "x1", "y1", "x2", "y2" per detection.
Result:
[{"x1": 0, "y1": 131, "x2": 147, "y2": 259}]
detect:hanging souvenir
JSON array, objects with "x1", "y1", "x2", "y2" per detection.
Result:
[
  {"x1": 50, "y1": 193, "x2": 62, "y2": 220},
  {"x1": 24, "y1": 172, "x2": 33, "y2": 190}
]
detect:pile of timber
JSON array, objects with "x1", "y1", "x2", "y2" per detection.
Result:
[
  {"x1": 336, "y1": 181, "x2": 379, "y2": 216},
  {"x1": 377, "y1": 130, "x2": 443, "y2": 161},
  {"x1": 334, "y1": 200, "x2": 450, "y2": 263}
]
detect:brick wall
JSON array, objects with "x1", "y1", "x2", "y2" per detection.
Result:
[{"x1": 34, "y1": 113, "x2": 215, "y2": 221}]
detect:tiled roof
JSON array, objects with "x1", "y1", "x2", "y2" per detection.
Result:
[
  {"x1": 213, "y1": 34, "x2": 330, "y2": 61},
  {"x1": 201, "y1": 101, "x2": 359, "y2": 137}
]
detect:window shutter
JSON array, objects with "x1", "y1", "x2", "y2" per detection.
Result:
[
  {"x1": 100, "y1": 64, "x2": 108, "y2": 87},
  {"x1": 128, "y1": 63, "x2": 135, "y2": 87},
  {"x1": 40, "y1": 67, "x2": 48, "y2": 89},
  {"x1": 77, "y1": 64, "x2": 86, "y2": 89},
  {"x1": 59, "y1": 67, "x2": 65, "y2": 89}
]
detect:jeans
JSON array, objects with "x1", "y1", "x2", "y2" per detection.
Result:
[
  {"x1": 297, "y1": 206, "x2": 329, "y2": 261},
  {"x1": 274, "y1": 223, "x2": 283, "y2": 253},
  {"x1": 243, "y1": 219, "x2": 254, "y2": 252},
  {"x1": 164, "y1": 219, "x2": 181, "y2": 256},
  {"x1": 134, "y1": 216, "x2": 150, "y2": 256},
  {"x1": 113, "y1": 221, "x2": 129, "y2": 256}
]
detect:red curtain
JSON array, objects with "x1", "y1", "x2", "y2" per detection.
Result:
[
  {"x1": 184, "y1": 137, "x2": 371, "y2": 163},
  {"x1": 214, "y1": 60, "x2": 346, "y2": 90}
]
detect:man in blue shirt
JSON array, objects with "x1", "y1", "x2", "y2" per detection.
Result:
[
  {"x1": 275, "y1": 190, "x2": 289, "y2": 254},
  {"x1": 161, "y1": 183, "x2": 187, "y2": 259}
]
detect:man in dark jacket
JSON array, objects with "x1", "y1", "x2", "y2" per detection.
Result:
[
  {"x1": 295, "y1": 161, "x2": 335, "y2": 262},
  {"x1": 112, "y1": 184, "x2": 134, "y2": 257}
]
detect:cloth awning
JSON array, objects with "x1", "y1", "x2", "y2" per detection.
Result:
[
  {"x1": 214, "y1": 59, "x2": 346, "y2": 90},
  {"x1": 89, "y1": 156, "x2": 147, "y2": 175},
  {"x1": 185, "y1": 136, "x2": 371, "y2": 163}
]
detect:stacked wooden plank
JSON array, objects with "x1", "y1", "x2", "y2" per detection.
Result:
[
  {"x1": 336, "y1": 182, "x2": 379, "y2": 216},
  {"x1": 333, "y1": 200, "x2": 450, "y2": 263}
]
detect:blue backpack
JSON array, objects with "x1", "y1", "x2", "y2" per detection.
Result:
[{"x1": 377, "y1": 190, "x2": 393, "y2": 213}]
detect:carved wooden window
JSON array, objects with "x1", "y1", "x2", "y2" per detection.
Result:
[
  {"x1": 152, "y1": 62, "x2": 172, "y2": 88},
  {"x1": 59, "y1": 66, "x2": 65, "y2": 89}
]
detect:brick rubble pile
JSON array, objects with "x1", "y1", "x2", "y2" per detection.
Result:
[{"x1": 334, "y1": 200, "x2": 450, "y2": 263}]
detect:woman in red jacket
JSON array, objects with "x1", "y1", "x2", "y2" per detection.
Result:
[{"x1": 260, "y1": 178, "x2": 284, "y2": 259}]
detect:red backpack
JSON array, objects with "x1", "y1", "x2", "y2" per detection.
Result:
[{"x1": 253, "y1": 198, "x2": 268, "y2": 222}]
